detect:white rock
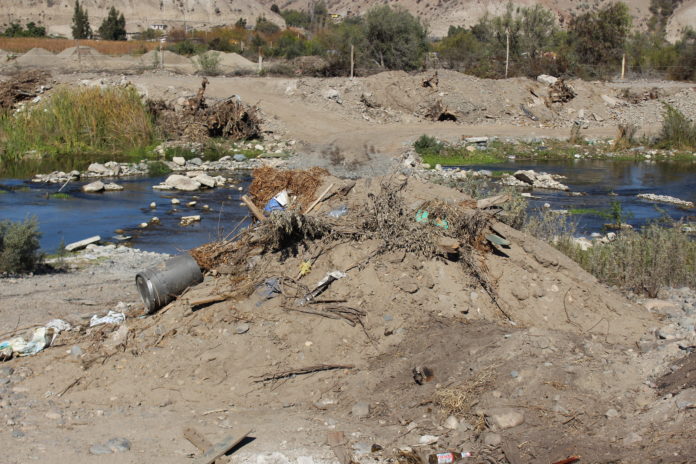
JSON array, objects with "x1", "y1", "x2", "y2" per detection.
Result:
[
  {"x1": 103, "y1": 183, "x2": 124, "y2": 191},
  {"x1": 87, "y1": 163, "x2": 108, "y2": 174},
  {"x1": 637, "y1": 193, "x2": 694, "y2": 209},
  {"x1": 149, "y1": 202, "x2": 157, "y2": 208},
  {"x1": 164, "y1": 174, "x2": 201, "y2": 191},
  {"x1": 194, "y1": 174, "x2": 217, "y2": 188},
  {"x1": 180, "y1": 215, "x2": 201, "y2": 226},
  {"x1": 65, "y1": 235, "x2": 101, "y2": 252},
  {"x1": 537, "y1": 74, "x2": 558, "y2": 85},
  {"x1": 171, "y1": 198, "x2": 180, "y2": 205},
  {"x1": 172, "y1": 156, "x2": 186, "y2": 166},
  {"x1": 82, "y1": 180, "x2": 105, "y2": 193},
  {"x1": 443, "y1": 415, "x2": 459, "y2": 430},
  {"x1": 418, "y1": 435, "x2": 439, "y2": 445},
  {"x1": 485, "y1": 408, "x2": 525, "y2": 430}
]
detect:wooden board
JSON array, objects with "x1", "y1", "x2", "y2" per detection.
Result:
[{"x1": 192, "y1": 429, "x2": 251, "y2": 464}]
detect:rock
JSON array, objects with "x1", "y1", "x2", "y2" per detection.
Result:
[
  {"x1": 464, "y1": 136, "x2": 489, "y2": 144},
  {"x1": 485, "y1": 408, "x2": 524, "y2": 430},
  {"x1": 164, "y1": 174, "x2": 201, "y2": 191},
  {"x1": 180, "y1": 215, "x2": 201, "y2": 226},
  {"x1": 235, "y1": 323, "x2": 250, "y2": 334},
  {"x1": 104, "y1": 325, "x2": 129, "y2": 349},
  {"x1": 0, "y1": 367, "x2": 14, "y2": 376},
  {"x1": 352, "y1": 401, "x2": 370, "y2": 418},
  {"x1": 233, "y1": 154, "x2": 247, "y2": 162},
  {"x1": 513, "y1": 170, "x2": 569, "y2": 191},
  {"x1": 573, "y1": 237, "x2": 593, "y2": 251},
  {"x1": 106, "y1": 437, "x2": 131, "y2": 452},
  {"x1": 537, "y1": 74, "x2": 558, "y2": 85},
  {"x1": 623, "y1": 432, "x2": 642, "y2": 445},
  {"x1": 675, "y1": 388, "x2": 696, "y2": 410},
  {"x1": 323, "y1": 88, "x2": 342, "y2": 103},
  {"x1": 70, "y1": 346, "x2": 83, "y2": 358},
  {"x1": 0, "y1": 377, "x2": 10, "y2": 385},
  {"x1": 89, "y1": 444, "x2": 113, "y2": 455},
  {"x1": 65, "y1": 235, "x2": 101, "y2": 252},
  {"x1": 657, "y1": 324, "x2": 679, "y2": 340},
  {"x1": 171, "y1": 198, "x2": 180, "y2": 205},
  {"x1": 188, "y1": 157, "x2": 203, "y2": 166},
  {"x1": 88, "y1": 163, "x2": 108, "y2": 174},
  {"x1": 605, "y1": 408, "x2": 619, "y2": 418},
  {"x1": 172, "y1": 156, "x2": 186, "y2": 166},
  {"x1": 149, "y1": 202, "x2": 157, "y2": 209},
  {"x1": 11, "y1": 430, "x2": 25, "y2": 438},
  {"x1": 103, "y1": 183, "x2": 124, "y2": 191},
  {"x1": 637, "y1": 193, "x2": 694, "y2": 209},
  {"x1": 482, "y1": 432, "x2": 502, "y2": 446},
  {"x1": 444, "y1": 415, "x2": 459, "y2": 430},
  {"x1": 45, "y1": 411, "x2": 62, "y2": 420},
  {"x1": 601, "y1": 94, "x2": 622, "y2": 107},
  {"x1": 194, "y1": 174, "x2": 217, "y2": 188},
  {"x1": 82, "y1": 180, "x2": 105, "y2": 193},
  {"x1": 418, "y1": 435, "x2": 439, "y2": 445},
  {"x1": 511, "y1": 286, "x2": 529, "y2": 301},
  {"x1": 396, "y1": 279, "x2": 419, "y2": 294}
]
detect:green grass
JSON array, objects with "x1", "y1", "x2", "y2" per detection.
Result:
[
  {"x1": 0, "y1": 86, "x2": 157, "y2": 178},
  {"x1": 568, "y1": 208, "x2": 603, "y2": 215},
  {"x1": 421, "y1": 151, "x2": 505, "y2": 166},
  {"x1": 48, "y1": 193, "x2": 71, "y2": 199},
  {"x1": 147, "y1": 161, "x2": 172, "y2": 177},
  {"x1": 657, "y1": 105, "x2": 696, "y2": 150}
]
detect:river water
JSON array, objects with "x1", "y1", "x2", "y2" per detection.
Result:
[{"x1": 0, "y1": 160, "x2": 694, "y2": 254}]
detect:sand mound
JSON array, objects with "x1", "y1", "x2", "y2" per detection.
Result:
[
  {"x1": 214, "y1": 51, "x2": 255, "y2": 70},
  {"x1": 21, "y1": 47, "x2": 55, "y2": 57},
  {"x1": 141, "y1": 50, "x2": 192, "y2": 66},
  {"x1": 57, "y1": 45, "x2": 104, "y2": 58},
  {"x1": 14, "y1": 48, "x2": 61, "y2": 67}
]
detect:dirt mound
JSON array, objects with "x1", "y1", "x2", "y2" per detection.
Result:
[
  {"x1": 57, "y1": 45, "x2": 104, "y2": 58},
  {"x1": 4, "y1": 170, "x2": 696, "y2": 463},
  {"x1": 214, "y1": 51, "x2": 256, "y2": 70}
]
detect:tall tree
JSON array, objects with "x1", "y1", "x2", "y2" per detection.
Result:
[
  {"x1": 98, "y1": 6, "x2": 127, "y2": 41},
  {"x1": 71, "y1": 0, "x2": 92, "y2": 39},
  {"x1": 570, "y1": 2, "x2": 631, "y2": 66},
  {"x1": 364, "y1": 5, "x2": 427, "y2": 70}
]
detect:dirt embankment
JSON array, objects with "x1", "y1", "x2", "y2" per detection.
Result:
[{"x1": 1, "y1": 171, "x2": 695, "y2": 463}]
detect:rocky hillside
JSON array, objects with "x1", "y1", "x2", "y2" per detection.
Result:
[{"x1": 1, "y1": 0, "x2": 694, "y2": 38}]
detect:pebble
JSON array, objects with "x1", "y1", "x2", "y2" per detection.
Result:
[
  {"x1": 45, "y1": 411, "x2": 62, "y2": 420},
  {"x1": 149, "y1": 202, "x2": 156, "y2": 208},
  {"x1": 235, "y1": 323, "x2": 250, "y2": 334},
  {"x1": 352, "y1": 401, "x2": 370, "y2": 418},
  {"x1": 605, "y1": 408, "x2": 619, "y2": 418},
  {"x1": 89, "y1": 444, "x2": 113, "y2": 455},
  {"x1": 443, "y1": 415, "x2": 459, "y2": 430},
  {"x1": 171, "y1": 198, "x2": 180, "y2": 205},
  {"x1": 418, "y1": 435, "x2": 439, "y2": 445},
  {"x1": 485, "y1": 408, "x2": 524, "y2": 430},
  {"x1": 106, "y1": 437, "x2": 132, "y2": 452},
  {"x1": 11, "y1": 430, "x2": 25, "y2": 438},
  {"x1": 482, "y1": 432, "x2": 502, "y2": 446}
]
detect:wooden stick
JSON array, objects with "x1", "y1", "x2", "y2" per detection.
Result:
[
  {"x1": 304, "y1": 183, "x2": 334, "y2": 215},
  {"x1": 253, "y1": 364, "x2": 354, "y2": 383},
  {"x1": 241, "y1": 195, "x2": 265, "y2": 222},
  {"x1": 192, "y1": 429, "x2": 252, "y2": 464},
  {"x1": 476, "y1": 194, "x2": 511, "y2": 209},
  {"x1": 188, "y1": 295, "x2": 228, "y2": 307}
]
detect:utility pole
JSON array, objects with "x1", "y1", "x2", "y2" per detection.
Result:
[
  {"x1": 505, "y1": 28, "x2": 510, "y2": 79},
  {"x1": 350, "y1": 44, "x2": 354, "y2": 79}
]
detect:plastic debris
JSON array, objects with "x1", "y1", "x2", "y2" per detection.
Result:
[
  {"x1": 415, "y1": 210, "x2": 449, "y2": 229},
  {"x1": 258, "y1": 277, "x2": 282, "y2": 301},
  {"x1": 0, "y1": 319, "x2": 70, "y2": 360},
  {"x1": 264, "y1": 190, "x2": 290, "y2": 213},
  {"x1": 328, "y1": 205, "x2": 348, "y2": 218},
  {"x1": 89, "y1": 311, "x2": 126, "y2": 327},
  {"x1": 299, "y1": 261, "x2": 312, "y2": 276}
]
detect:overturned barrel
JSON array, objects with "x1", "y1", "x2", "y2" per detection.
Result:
[{"x1": 135, "y1": 254, "x2": 203, "y2": 313}]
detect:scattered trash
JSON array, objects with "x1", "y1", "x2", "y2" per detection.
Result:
[
  {"x1": 89, "y1": 311, "x2": 126, "y2": 327},
  {"x1": 427, "y1": 451, "x2": 472, "y2": 464},
  {"x1": 136, "y1": 254, "x2": 204, "y2": 313},
  {"x1": 258, "y1": 277, "x2": 282, "y2": 300},
  {"x1": 412, "y1": 366, "x2": 434, "y2": 385},
  {"x1": 302, "y1": 270, "x2": 346, "y2": 304},
  {"x1": 415, "y1": 210, "x2": 449, "y2": 229},
  {"x1": 299, "y1": 261, "x2": 312, "y2": 277},
  {"x1": 328, "y1": 205, "x2": 348, "y2": 218},
  {"x1": 264, "y1": 190, "x2": 289, "y2": 213},
  {"x1": 0, "y1": 319, "x2": 70, "y2": 360}
]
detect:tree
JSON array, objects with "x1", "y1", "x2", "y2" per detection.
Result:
[
  {"x1": 2, "y1": 22, "x2": 46, "y2": 37},
  {"x1": 570, "y1": 2, "x2": 631, "y2": 67},
  {"x1": 98, "y1": 6, "x2": 127, "y2": 41},
  {"x1": 270, "y1": 4, "x2": 280, "y2": 14},
  {"x1": 71, "y1": 0, "x2": 92, "y2": 39},
  {"x1": 364, "y1": 6, "x2": 427, "y2": 70}
]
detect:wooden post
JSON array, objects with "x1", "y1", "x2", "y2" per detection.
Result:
[
  {"x1": 621, "y1": 53, "x2": 626, "y2": 80},
  {"x1": 258, "y1": 54, "x2": 263, "y2": 73},
  {"x1": 350, "y1": 44, "x2": 354, "y2": 79},
  {"x1": 505, "y1": 28, "x2": 510, "y2": 79},
  {"x1": 241, "y1": 195, "x2": 266, "y2": 222}
]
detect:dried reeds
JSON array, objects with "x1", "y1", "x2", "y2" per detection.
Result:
[
  {"x1": 248, "y1": 166, "x2": 329, "y2": 210},
  {"x1": 0, "y1": 37, "x2": 157, "y2": 55}
]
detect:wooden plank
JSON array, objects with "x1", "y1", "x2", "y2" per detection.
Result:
[
  {"x1": 327, "y1": 431, "x2": 351, "y2": 464},
  {"x1": 241, "y1": 195, "x2": 266, "y2": 222},
  {"x1": 192, "y1": 429, "x2": 251, "y2": 464},
  {"x1": 477, "y1": 194, "x2": 511, "y2": 209},
  {"x1": 304, "y1": 183, "x2": 334, "y2": 215},
  {"x1": 183, "y1": 427, "x2": 213, "y2": 452}
]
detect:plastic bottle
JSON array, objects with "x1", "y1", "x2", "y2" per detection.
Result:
[{"x1": 427, "y1": 451, "x2": 472, "y2": 464}]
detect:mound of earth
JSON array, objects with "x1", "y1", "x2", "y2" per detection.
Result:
[
  {"x1": 57, "y1": 46, "x2": 104, "y2": 59},
  {"x1": 214, "y1": 51, "x2": 256, "y2": 71},
  {"x1": 1, "y1": 170, "x2": 694, "y2": 463}
]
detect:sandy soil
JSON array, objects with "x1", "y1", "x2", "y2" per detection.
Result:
[{"x1": 1, "y1": 173, "x2": 695, "y2": 463}]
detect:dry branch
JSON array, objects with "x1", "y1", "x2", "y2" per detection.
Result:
[{"x1": 253, "y1": 364, "x2": 355, "y2": 383}]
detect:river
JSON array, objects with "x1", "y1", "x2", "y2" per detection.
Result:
[{"x1": 1, "y1": 160, "x2": 694, "y2": 254}]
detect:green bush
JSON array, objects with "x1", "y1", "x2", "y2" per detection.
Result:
[
  {"x1": 0, "y1": 217, "x2": 43, "y2": 274},
  {"x1": 168, "y1": 40, "x2": 207, "y2": 56},
  {"x1": 657, "y1": 104, "x2": 696, "y2": 150},
  {"x1": 147, "y1": 160, "x2": 171, "y2": 176},
  {"x1": 196, "y1": 51, "x2": 222, "y2": 76},
  {"x1": 414, "y1": 135, "x2": 444, "y2": 156}
]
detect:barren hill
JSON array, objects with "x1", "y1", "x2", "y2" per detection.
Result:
[{"x1": 1, "y1": 0, "x2": 694, "y2": 38}]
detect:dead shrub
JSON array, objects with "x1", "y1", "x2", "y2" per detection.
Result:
[
  {"x1": 614, "y1": 123, "x2": 638, "y2": 149},
  {"x1": 248, "y1": 166, "x2": 328, "y2": 210}
]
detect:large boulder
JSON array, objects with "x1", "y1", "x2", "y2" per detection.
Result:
[
  {"x1": 194, "y1": 174, "x2": 217, "y2": 188},
  {"x1": 82, "y1": 180, "x2": 105, "y2": 193},
  {"x1": 163, "y1": 175, "x2": 201, "y2": 191},
  {"x1": 513, "y1": 170, "x2": 569, "y2": 191}
]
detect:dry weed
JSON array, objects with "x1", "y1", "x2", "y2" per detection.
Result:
[
  {"x1": 0, "y1": 37, "x2": 157, "y2": 55},
  {"x1": 435, "y1": 366, "x2": 496, "y2": 416},
  {"x1": 248, "y1": 166, "x2": 328, "y2": 210}
]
